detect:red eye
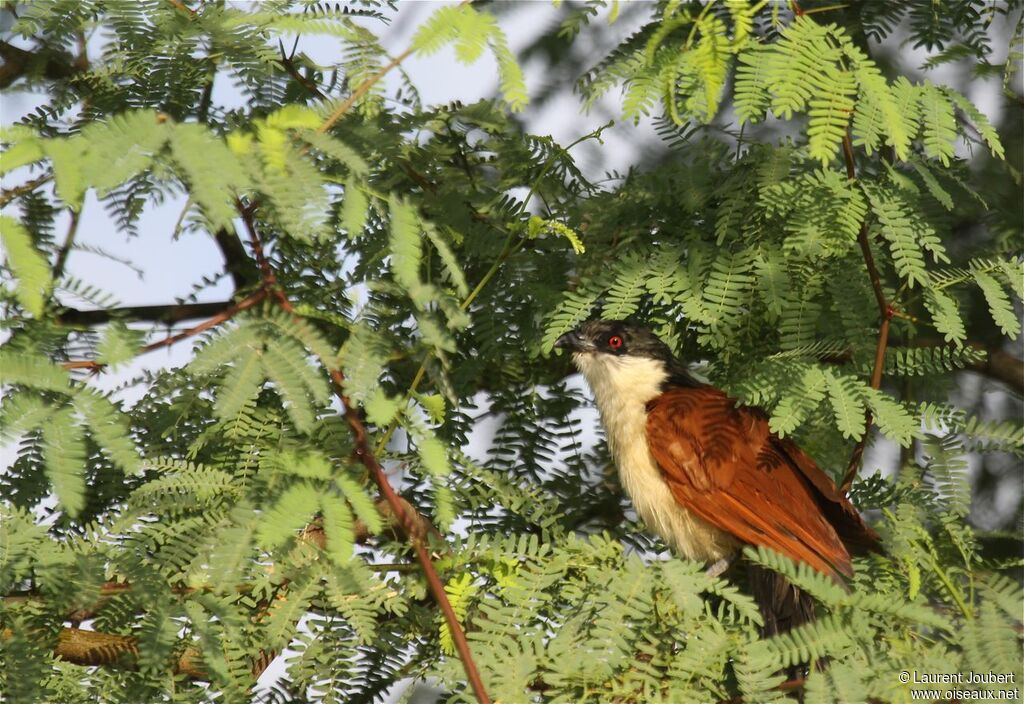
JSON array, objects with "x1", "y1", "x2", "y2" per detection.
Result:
[{"x1": 608, "y1": 335, "x2": 624, "y2": 350}]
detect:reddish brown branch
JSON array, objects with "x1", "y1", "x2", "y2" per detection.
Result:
[
  {"x1": 0, "y1": 174, "x2": 52, "y2": 207},
  {"x1": 839, "y1": 133, "x2": 891, "y2": 495},
  {"x1": 328, "y1": 367, "x2": 489, "y2": 702},
  {"x1": 60, "y1": 289, "x2": 268, "y2": 371},
  {"x1": 165, "y1": 0, "x2": 197, "y2": 18},
  {"x1": 236, "y1": 206, "x2": 491, "y2": 704}
]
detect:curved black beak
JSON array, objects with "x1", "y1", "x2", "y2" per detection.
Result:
[{"x1": 554, "y1": 329, "x2": 586, "y2": 352}]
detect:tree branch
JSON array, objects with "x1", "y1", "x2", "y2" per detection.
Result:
[
  {"x1": 212, "y1": 226, "x2": 261, "y2": 290},
  {"x1": 839, "y1": 132, "x2": 892, "y2": 495},
  {"x1": 51, "y1": 208, "x2": 80, "y2": 281},
  {"x1": 236, "y1": 205, "x2": 492, "y2": 704},
  {"x1": 0, "y1": 40, "x2": 83, "y2": 89},
  {"x1": 0, "y1": 174, "x2": 52, "y2": 208},
  {"x1": 60, "y1": 289, "x2": 268, "y2": 371},
  {"x1": 57, "y1": 300, "x2": 239, "y2": 327},
  {"x1": 278, "y1": 40, "x2": 326, "y2": 100},
  {"x1": 316, "y1": 40, "x2": 418, "y2": 134}
]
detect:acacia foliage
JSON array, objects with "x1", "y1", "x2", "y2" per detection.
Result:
[{"x1": 0, "y1": 2, "x2": 1022, "y2": 703}]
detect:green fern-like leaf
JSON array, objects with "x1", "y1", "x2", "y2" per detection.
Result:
[
  {"x1": 920, "y1": 433, "x2": 970, "y2": 516},
  {"x1": 169, "y1": 123, "x2": 250, "y2": 230},
  {"x1": 0, "y1": 215, "x2": 51, "y2": 317},
  {"x1": 884, "y1": 345, "x2": 987, "y2": 377},
  {"x1": 334, "y1": 471, "x2": 383, "y2": 536},
  {"x1": 261, "y1": 336, "x2": 327, "y2": 434},
  {"x1": 864, "y1": 184, "x2": 935, "y2": 288},
  {"x1": 42, "y1": 407, "x2": 86, "y2": 517},
  {"x1": 824, "y1": 370, "x2": 867, "y2": 440},
  {"x1": 213, "y1": 346, "x2": 265, "y2": 422},
  {"x1": 699, "y1": 249, "x2": 755, "y2": 348},
  {"x1": 848, "y1": 50, "x2": 915, "y2": 160},
  {"x1": 256, "y1": 482, "x2": 321, "y2": 551},
  {"x1": 919, "y1": 82, "x2": 958, "y2": 166},
  {"x1": 320, "y1": 492, "x2": 355, "y2": 564},
  {"x1": 769, "y1": 365, "x2": 827, "y2": 437},
  {"x1": 542, "y1": 288, "x2": 602, "y2": 354},
  {"x1": 734, "y1": 44, "x2": 770, "y2": 124},
  {"x1": 806, "y1": 67, "x2": 856, "y2": 164},
  {"x1": 389, "y1": 195, "x2": 423, "y2": 292},
  {"x1": 973, "y1": 269, "x2": 1020, "y2": 338},
  {"x1": 943, "y1": 87, "x2": 1005, "y2": 160},
  {"x1": 73, "y1": 391, "x2": 141, "y2": 474},
  {"x1": 923, "y1": 288, "x2": 967, "y2": 346},
  {"x1": 862, "y1": 387, "x2": 918, "y2": 447}
]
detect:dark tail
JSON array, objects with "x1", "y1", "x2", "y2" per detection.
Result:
[{"x1": 747, "y1": 563, "x2": 815, "y2": 637}]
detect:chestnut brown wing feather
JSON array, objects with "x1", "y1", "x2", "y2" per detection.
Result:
[{"x1": 646, "y1": 387, "x2": 858, "y2": 581}]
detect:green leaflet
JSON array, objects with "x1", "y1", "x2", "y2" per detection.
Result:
[
  {"x1": 95, "y1": 321, "x2": 144, "y2": 369},
  {"x1": 973, "y1": 269, "x2": 1020, "y2": 339},
  {"x1": 341, "y1": 175, "x2": 369, "y2": 240},
  {"x1": 388, "y1": 195, "x2": 423, "y2": 292},
  {"x1": 919, "y1": 81, "x2": 958, "y2": 166},
  {"x1": 0, "y1": 214, "x2": 51, "y2": 317},
  {"x1": 73, "y1": 391, "x2": 142, "y2": 474},
  {"x1": 410, "y1": 3, "x2": 526, "y2": 111},
  {"x1": 41, "y1": 407, "x2": 86, "y2": 517},
  {"x1": 0, "y1": 350, "x2": 70, "y2": 392},
  {"x1": 256, "y1": 482, "x2": 321, "y2": 551},
  {"x1": 824, "y1": 370, "x2": 866, "y2": 440},
  {"x1": 169, "y1": 123, "x2": 250, "y2": 230}
]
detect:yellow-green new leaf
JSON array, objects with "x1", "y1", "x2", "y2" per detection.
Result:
[{"x1": 0, "y1": 126, "x2": 44, "y2": 174}]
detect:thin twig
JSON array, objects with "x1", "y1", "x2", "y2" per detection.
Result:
[
  {"x1": 60, "y1": 288, "x2": 268, "y2": 371},
  {"x1": 52, "y1": 208, "x2": 80, "y2": 281},
  {"x1": 165, "y1": 0, "x2": 196, "y2": 18},
  {"x1": 316, "y1": 47, "x2": 414, "y2": 134},
  {"x1": 237, "y1": 204, "x2": 491, "y2": 704},
  {"x1": 0, "y1": 174, "x2": 52, "y2": 207},
  {"x1": 278, "y1": 40, "x2": 326, "y2": 100},
  {"x1": 138, "y1": 289, "x2": 267, "y2": 355},
  {"x1": 839, "y1": 131, "x2": 892, "y2": 494}
]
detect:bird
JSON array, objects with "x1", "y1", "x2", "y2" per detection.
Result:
[{"x1": 555, "y1": 319, "x2": 881, "y2": 635}]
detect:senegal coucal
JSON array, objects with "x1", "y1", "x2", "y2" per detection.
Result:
[{"x1": 555, "y1": 319, "x2": 880, "y2": 634}]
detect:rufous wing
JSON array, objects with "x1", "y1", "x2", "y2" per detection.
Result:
[{"x1": 645, "y1": 386, "x2": 870, "y2": 582}]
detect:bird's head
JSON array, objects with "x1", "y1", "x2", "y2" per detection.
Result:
[{"x1": 555, "y1": 319, "x2": 689, "y2": 405}]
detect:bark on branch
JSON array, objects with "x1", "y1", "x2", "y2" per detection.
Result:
[
  {"x1": 58, "y1": 300, "x2": 237, "y2": 327},
  {"x1": 839, "y1": 132, "x2": 892, "y2": 495},
  {"x1": 0, "y1": 40, "x2": 83, "y2": 89}
]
